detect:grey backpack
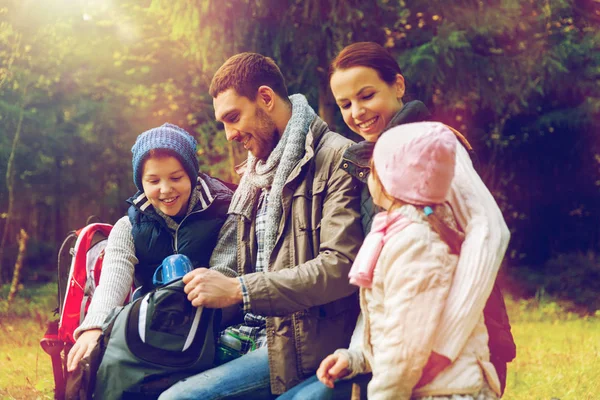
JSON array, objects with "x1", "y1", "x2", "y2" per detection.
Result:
[{"x1": 69, "y1": 278, "x2": 220, "y2": 400}]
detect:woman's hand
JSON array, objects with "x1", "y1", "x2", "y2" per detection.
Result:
[
  {"x1": 66, "y1": 329, "x2": 102, "y2": 372},
  {"x1": 316, "y1": 352, "x2": 350, "y2": 388},
  {"x1": 416, "y1": 351, "x2": 451, "y2": 388}
]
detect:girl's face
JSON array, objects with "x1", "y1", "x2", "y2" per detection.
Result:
[
  {"x1": 330, "y1": 66, "x2": 405, "y2": 142},
  {"x1": 141, "y1": 156, "x2": 192, "y2": 217},
  {"x1": 367, "y1": 170, "x2": 393, "y2": 211}
]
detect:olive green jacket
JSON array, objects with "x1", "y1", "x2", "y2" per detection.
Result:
[{"x1": 214, "y1": 116, "x2": 363, "y2": 394}]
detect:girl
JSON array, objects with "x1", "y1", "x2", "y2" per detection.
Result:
[
  {"x1": 66, "y1": 123, "x2": 235, "y2": 371},
  {"x1": 318, "y1": 121, "x2": 500, "y2": 399}
]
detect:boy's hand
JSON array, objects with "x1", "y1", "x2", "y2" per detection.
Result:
[
  {"x1": 316, "y1": 353, "x2": 350, "y2": 388},
  {"x1": 67, "y1": 329, "x2": 102, "y2": 372}
]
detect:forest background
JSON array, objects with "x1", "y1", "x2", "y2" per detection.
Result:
[
  {"x1": 1, "y1": 0, "x2": 600, "y2": 398},
  {"x1": 1, "y1": 0, "x2": 600, "y2": 321}
]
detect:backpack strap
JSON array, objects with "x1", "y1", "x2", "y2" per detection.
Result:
[
  {"x1": 90, "y1": 230, "x2": 107, "y2": 249},
  {"x1": 445, "y1": 125, "x2": 473, "y2": 152},
  {"x1": 40, "y1": 320, "x2": 66, "y2": 399},
  {"x1": 444, "y1": 125, "x2": 480, "y2": 169}
]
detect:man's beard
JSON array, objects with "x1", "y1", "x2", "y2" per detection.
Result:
[{"x1": 255, "y1": 107, "x2": 279, "y2": 161}]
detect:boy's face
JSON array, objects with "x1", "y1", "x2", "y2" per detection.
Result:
[
  {"x1": 141, "y1": 156, "x2": 192, "y2": 217},
  {"x1": 213, "y1": 88, "x2": 279, "y2": 160}
]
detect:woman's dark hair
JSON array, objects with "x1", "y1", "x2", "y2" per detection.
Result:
[{"x1": 329, "y1": 42, "x2": 402, "y2": 85}]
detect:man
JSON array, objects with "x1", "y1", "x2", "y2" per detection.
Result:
[{"x1": 158, "y1": 53, "x2": 363, "y2": 399}]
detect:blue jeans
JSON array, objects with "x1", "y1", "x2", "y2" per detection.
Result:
[
  {"x1": 276, "y1": 374, "x2": 370, "y2": 400},
  {"x1": 158, "y1": 346, "x2": 273, "y2": 400}
]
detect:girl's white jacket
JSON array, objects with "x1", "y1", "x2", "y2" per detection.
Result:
[{"x1": 338, "y1": 205, "x2": 501, "y2": 400}]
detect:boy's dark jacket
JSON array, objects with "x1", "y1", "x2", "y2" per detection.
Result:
[{"x1": 127, "y1": 172, "x2": 233, "y2": 293}]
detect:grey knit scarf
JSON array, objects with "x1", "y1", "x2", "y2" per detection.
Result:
[{"x1": 229, "y1": 94, "x2": 316, "y2": 263}]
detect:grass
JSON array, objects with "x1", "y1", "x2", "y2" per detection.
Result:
[
  {"x1": 0, "y1": 318, "x2": 55, "y2": 399},
  {"x1": 0, "y1": 283, "x2": 57, "y2": 399},
  {"x1": 1, "y1": 283, "x2": 600, "y2": 399},
  {"x1": 502, "y1": 296, "x2": 600, "y2": 399}
]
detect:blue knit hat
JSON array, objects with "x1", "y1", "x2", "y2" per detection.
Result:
[{"x1": 131, "y1": 123, "x2": 199, "y2": 191}]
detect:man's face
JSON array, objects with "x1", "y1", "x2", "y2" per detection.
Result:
[{"x1": 213, "y1": 88, "x2": 279, "y2": 160}]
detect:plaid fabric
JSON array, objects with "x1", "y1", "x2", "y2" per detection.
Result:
[
  {"x1": 240, "y1": 189, "x2": 269, "y2": 314},
  {"x1": 238, "y1": 277, "x2": 251, "y2": 314},
  {"x1": 221, "y1": 190, "x2": 269, "y2": 355},
  {"x1": 254, "y1": 189, "x2": 269, "y2": 273}
]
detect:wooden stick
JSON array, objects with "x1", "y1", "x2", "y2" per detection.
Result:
[{"x1": 351, "y1": 382, "x2": 361, "y2": 400}]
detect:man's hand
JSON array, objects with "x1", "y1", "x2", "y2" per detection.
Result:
[
  {"x1": 416, "y1": 351, "x2": 451, "y2": 388},
  {"x1": 183, "y1": 268, "x2": 243, "y2": 308},
  {"x1": 316, "y1": 353, "x2": 350, "y2": 389}
]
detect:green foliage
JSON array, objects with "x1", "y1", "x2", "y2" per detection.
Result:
[
  {"x1": 505, "y1": 291, "x2": 599, "y2": 323},
  {"x1": 0, "y1": 282, "x2": 57, "y2": 319},
  {"x1": 393, "y1": 0, "x2": 600, "y2": 269},
  {"x1": 542, "y1": 253, "x2": 600, "y2": 311},
  {"x1": 0, "y1": 0, "x2": 598, "y2": 294},
  {"x1": 508, "y1": 252, "x2": 600, "y2": 312}
]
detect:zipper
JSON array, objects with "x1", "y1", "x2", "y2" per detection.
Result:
[{"x1": 172, "y1": 206, "x2": 211, "y2": 253}]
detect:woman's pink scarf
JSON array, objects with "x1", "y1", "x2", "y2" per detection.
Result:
[{"x1": 349, "y1": 210, "x2": 412, "y2": 288}]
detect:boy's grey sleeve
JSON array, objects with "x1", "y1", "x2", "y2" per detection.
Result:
[
  {"x1": 75, "y1": 216, "x2": 137, "y2": 338},
  {"x1": 209, "y1": 213, "x2": 238, "y2": 278}
]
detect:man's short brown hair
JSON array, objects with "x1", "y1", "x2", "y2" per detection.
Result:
[{"x1": 209, "y1": 52, "x2": 289, "y2": 101}]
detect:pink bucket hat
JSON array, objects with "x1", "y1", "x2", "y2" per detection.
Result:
[{"x1": 373, "y1": 122, "x2": 457, "y2": 205}]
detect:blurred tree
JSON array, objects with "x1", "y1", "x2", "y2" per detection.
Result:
[
  {"x1": 0, "y1": 0, "x2": 146, "y2": 280},
  {"x1": 149, "y1": 0, "x2": 392, "y2": 124},
  {"x1": 147, "y1": 0, "x2": 402, "y2": 180},
  {"x1": 0, "y1": 0, "x2": 597, "y2": 296},
  {"x1": 385, "y1": 0, "x2": 600, "y2": 264},
  {"x1": 0, "y1": 4, "x2": 77, "y2": 282}
]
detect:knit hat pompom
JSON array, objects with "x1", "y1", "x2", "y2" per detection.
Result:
[
  {"x1": 373, "y1": 121, "x2": 457, "y2": 205},
  {"x1": 131, "y1": 123, "x2": 199, "y2": 191}
]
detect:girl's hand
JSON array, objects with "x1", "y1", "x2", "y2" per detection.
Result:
[
  {"x1": 416, "y1": 351, "x2": 451, "y2": 388},
  {"x1": 316, "y1": 353, "x2": 350, "y2": 388},
  {"x1": 66, "y1": 329, "x2": 102, "y2": 372}
]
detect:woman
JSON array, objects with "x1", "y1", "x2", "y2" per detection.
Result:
[
  {"x1": 278, "y1": 42, "x2": 512, "y2": 399},
  {"x1": 66, "y1": 123, "x2": 235, "y2": 372}
]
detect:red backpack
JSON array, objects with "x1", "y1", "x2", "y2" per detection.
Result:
[
  {"x1": 58, "y1": 223, "x2": 113, "y2": 344},
  {"x1": 40, "y1": 222, "x2": 114, "y2": 400}
]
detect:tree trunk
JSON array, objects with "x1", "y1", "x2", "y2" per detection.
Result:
[
  {"x1": 4, "y1": 229, "x2": 29, "y2": 311},
  {"x1": 0, "y1": 94, "x2": 26, "y2": 284},
  {"x1": 54, "y1": 155, "x2": 63, "y2": 243},
  {"x1": 318, "y1": 78, "x2": 337, "y2": 130},
  {"x1": 316, "y1": 27, "x2": 337, "y2": 130}
]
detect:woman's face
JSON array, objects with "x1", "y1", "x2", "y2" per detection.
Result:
[
  {"x1": 141, "y1": 156, "x2": 192, "y2": 217},
  {"x1": 330, "y1": 66, "x2": 405, "y2": 142}
]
